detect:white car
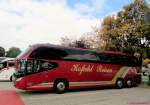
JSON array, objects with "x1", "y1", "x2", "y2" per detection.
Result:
[
  {"x1": 142, "y1": 62, "x2": 150, "y2": 76},
  {"x1": 0, "y1": 58, "x2": 15, "y2": 81}
]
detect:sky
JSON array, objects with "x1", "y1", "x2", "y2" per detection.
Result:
[{"x1": 0, "y1": 0, "x2": 134, "y2": 51}]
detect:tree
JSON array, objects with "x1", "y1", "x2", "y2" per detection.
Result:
[
  {"x1": 60, "y1": 36, "x2": 87, "y2": 48},
  {"x1": 100, "y1": 0, "x2": 150, "y2": 57},
  {"x1": 0, "y1": 46, "x2": 5, "y2": 57},
  {"x1": 60, "y1": 27, "x2": 104, "y2": 50},
  {"x1": 6, "y1": 47, "x2": 21, "y2": 58}
]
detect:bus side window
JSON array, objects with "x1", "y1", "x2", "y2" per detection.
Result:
[
  {"x1": 129, "y1": 57, "x2": 139, "y2": 66},
  {"x1": 40, "y1": 61, "x2": 56, "y2": 70},
  {"x1": 29, "y1": 47, "x2": 67, "y2": 60},
  {"x1": 98, "y1": 54, "x2": 113, "y2": 64},
  {"x1": 33, "y1": 60, "x2": 40, "y2": 72},
  {"x1": 63, "y1": 49, "x2": 99, "y2": 62},
  {"x1": 117, "y1": 56, "x2": 129, "y2": 66},
  {"x1": 27, "y1": 60, "x2": 33, "y2": 73},
  {"x1": 82, "y1": 53, "x2": 100, "y2": 61},
  {"x1": 33, "y1": 60, "x2": 57, "y2": 72}
]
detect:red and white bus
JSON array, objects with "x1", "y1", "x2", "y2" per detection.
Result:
[{"x1": 13, "y1": 44, "x2": 141, "y2": 93}]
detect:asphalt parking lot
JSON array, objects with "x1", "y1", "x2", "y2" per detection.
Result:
[{"x1": 0, "y1": 81, "x2": 150, "y2": 105}]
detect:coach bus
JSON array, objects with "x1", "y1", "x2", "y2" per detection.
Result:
[{"x1": 13, "y1": 44, "x2": 141, "y2": 93}]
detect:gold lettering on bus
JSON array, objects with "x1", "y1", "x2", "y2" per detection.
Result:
[
  {"x1": 96, "y1": 65, "x2": 112, "y2": 73},
  {"x1": 71, "y1": 64, "x2": 94, "y2": 75},
  {"x1": 71, "y1": 64, "x2": 112, "y2": 75}
]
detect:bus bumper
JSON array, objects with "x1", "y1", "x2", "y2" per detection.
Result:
[{"x1": 14, "y1": 77, "x2": 26, "y2": 90}]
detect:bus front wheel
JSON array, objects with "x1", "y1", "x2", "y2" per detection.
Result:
[
  {"x1": 116, "y1": 79, "x2": 124, "y2": 89},
  {"x1": 54, "y1": 80, "x2": 68, "y2": 93}
]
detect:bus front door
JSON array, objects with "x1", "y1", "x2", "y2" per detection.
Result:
[{"x1": 25, "y1": 60, "x2": 49, "y2": 89}]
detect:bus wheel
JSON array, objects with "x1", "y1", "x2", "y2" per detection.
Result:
[
  {"x1": 126, "y1": 79, "x2": 132, "y2": 88},
  {"x1": 116, "y1": 79, "x2": 124, "y2": 89},
  {"x1": 54, "y1": 80, "x2": 68, "y2": 93}
]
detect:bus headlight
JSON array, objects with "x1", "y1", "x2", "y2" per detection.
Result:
[{"x1": 16, "y1": 77, "x2": 22, "y2": 82}]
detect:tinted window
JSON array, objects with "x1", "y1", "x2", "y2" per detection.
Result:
[
  {"x1": 116, "y1": 55, "x2": 139, "y2": 66},
  {"x1": 30, "y1": 47, "x2": 67, "y2": 60},
  {"x1": 130, "y1": 57, "x2": 139, "y2": 66},
  {"x1": 26, "y1": 60, "x2": 58, "y2": 74},
  {"x1": 117, "y1": 56, "x2": 129, "y2": 65},
  {"x1": 98, "y1": 54, "x2": 116, "y2": 63},
  {"x1": 30, "y1": 47, "x2": 100, "y2": 62},
  {"x1": 63, "y1": 49, "x2": 99, "y2": 62}
]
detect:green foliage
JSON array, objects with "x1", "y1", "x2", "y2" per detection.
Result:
[
  {"x1": 60, "y1": 0, "x2": 150, "y2": 58},
  {"x1": 100, "y1": 0, "x2": 150, "y2": 57},
  {"x1": 0, "y1": 46, "x2": 5, "y2": 57},
  {"x1": 6, "y1": 47, "x2": 21, "y2": 58},
  {"x1": 60, "y1": 36, "x2": 88, "y2": 49},
  {"x1": 60, "y1": 28, "x2": 104, "y2": 50}
]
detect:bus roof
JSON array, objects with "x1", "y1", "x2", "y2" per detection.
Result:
[
  {"x1": 103, "y1": 51, "x2": 132, "y2": 57},
  {"x1": 30, "y1": 43, "x2": 95, "y2": 52},
  {"x1": 30, "y1": 43, "x2": 133, "y2": 56}
]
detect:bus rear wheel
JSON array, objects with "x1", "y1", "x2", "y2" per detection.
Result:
[
  {"x1": 126, "y1": 79, "x2": 132, "y2": 88},
  {"x1": 116, "y1": 79, "x2": 124, "y2": 89},
  {"x1": 54, "y1": 80, "x2": 68, "y2": 93}
]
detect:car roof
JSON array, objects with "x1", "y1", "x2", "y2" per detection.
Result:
[{"x1": 0, "y1": 58, "x2": 15, "y2": 63}]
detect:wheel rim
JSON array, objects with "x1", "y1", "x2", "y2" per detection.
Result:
[
  {"x1": 127, "y1": 80, "x2": 132, "y2": 87},
  {"x1": 117, "y1": 80, "x2": 123, "y2": 88},
  {"x1": 56, "y1": 82, "x2": 65, "y2": 92}
]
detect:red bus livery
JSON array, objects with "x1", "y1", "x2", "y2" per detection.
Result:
[{"x1": 13, "y1": 44, "x2": 141, "y2": 93}]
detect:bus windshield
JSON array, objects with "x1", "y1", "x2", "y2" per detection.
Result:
[
  {"x1": 17, "y1": 59, "x2": 26, "y2": 74},
  {"x1": 17, "y1": 47, "x2": 31, "y2": 59}
]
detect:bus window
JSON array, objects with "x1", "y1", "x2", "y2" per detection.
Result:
[
  {"x1": 98, "y1": 54, "x2": 115, "y2": 64},
  {"x1": 116, "y1": 56, "x2": 139, "y2": 66},
  {"x1": 130, "y1": 57, "x2": 139, "y2": 66},
  {"x1": 63, "y1": 49, "x2": 99, "y2": 62},
  {"x1": 40, "y1": 61, "x2": 56, "y2": 70},
  {"x1": 26, "y1": 60, "x2": 58, "y2": 74},
  {"x1": 19, "y1": 60, "x2": 26, "y2": 73},
  {"x1": 26, "y1": 60, "x2": 33, "y2": 74},
  {"x1": 30, "y1": 47, "x2": 67, "y2": 60},
  {"x1": 117, "y1": 56, "x2": 129, "y2": 66}
]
